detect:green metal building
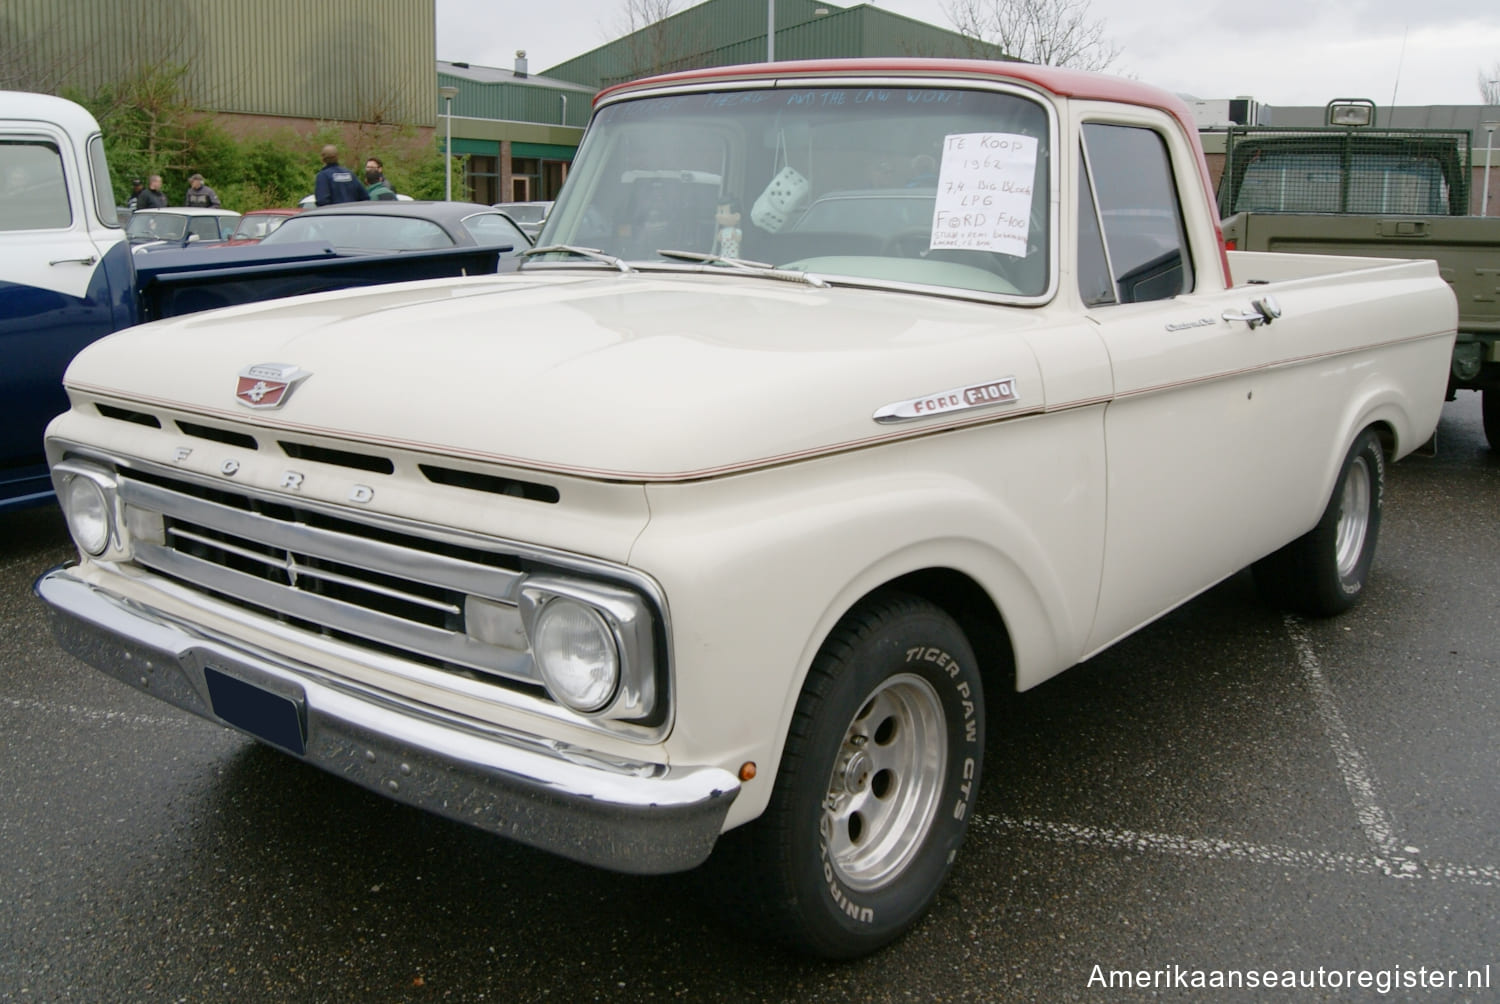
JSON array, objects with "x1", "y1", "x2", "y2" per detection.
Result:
[
  {"x1": 2, "y1": 0, "x2": 438, "y2": 127},
  {"x1": 437, "y1": 57, "x2": 595, "y2": 204},
  {"x1": 545, "y1": 0, "x2": 1005, "y2": 91},
  {"x1": 3, "y1": 0, "x2": 1005, "y2": 205},
  {"x1": 451, "y1": 0, "x2": 1007, "y2": 203}
]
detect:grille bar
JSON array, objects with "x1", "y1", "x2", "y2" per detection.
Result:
[
  {"x1": 121, "y1": 476, "x2": 525, "y2": 601},
  {"x1": 119, "y1": 473, "x2": 538, "y2": 683},
  {"x1": 165, "y1": 526, "x2": 464, "y2": 617},
  {"x1": 134, "y1": 540, "x2": 535, "y2": 680}
]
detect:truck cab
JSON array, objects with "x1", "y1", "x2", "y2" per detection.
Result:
[{"x1": 1, "y1": 92, "x2": 135, "y2": 509}]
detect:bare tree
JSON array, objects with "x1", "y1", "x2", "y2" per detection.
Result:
[
  {"x1": 1481, "y1": 65, "x2": 1500, "y2": 105},
  {"x1": 613, "y1": 0, "x2": 706, "y2": 81},
  {"x1": 616, "y1": 0, "x2": 680, "y2": 34},
  {"x1": 946, "y1": 0, "x2": 1122, "y2": 72}
]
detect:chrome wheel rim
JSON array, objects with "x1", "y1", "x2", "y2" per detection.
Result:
[
  {"x1": 1335, "y1": 454, "x2": 1372, "y2": 578},
  {"x1": 820, "y1": 673, "x2": 946, "y2": 892}
]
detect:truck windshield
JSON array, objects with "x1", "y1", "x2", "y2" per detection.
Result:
[{"x1": 540, "y1": 84, "x2": 1052, "y2": 299}]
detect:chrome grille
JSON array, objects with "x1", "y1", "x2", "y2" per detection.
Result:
[{"x1": 118, "y1": 468, "x2": 539, "y2": 684}]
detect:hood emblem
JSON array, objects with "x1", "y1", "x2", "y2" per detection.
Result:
[
  {"x1": 236, "y1": 363, "x2": 309, "y2": 409},
  {"x1": 873, "y1": 377, "x2": 1020, "y2": 424}
]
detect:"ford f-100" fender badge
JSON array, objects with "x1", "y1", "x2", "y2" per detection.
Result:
[
  {"x1": 873, "y1": 377, "x2": 1020, "y2": 424},
  {"x1": 236, "y1": 363, "x2": 310, "y2": 409}
]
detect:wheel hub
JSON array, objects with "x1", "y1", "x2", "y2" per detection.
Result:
[
  {"x1": 819, "y1": 672, "x2": 947, "y2": 892},
  {"x1": 841, "y1": 748, "x2": 872, "y2": 793}
]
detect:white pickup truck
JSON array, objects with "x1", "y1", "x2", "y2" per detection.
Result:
[{"x1": 35, "y1": 59, "x2": 1457, "y2": 958}]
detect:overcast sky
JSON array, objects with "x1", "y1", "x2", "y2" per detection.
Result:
[{"x1": 435, "y1": 0, "x2": 1500, "y2": 108}]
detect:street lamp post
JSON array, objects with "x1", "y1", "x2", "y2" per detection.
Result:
[
  {"x1": 1485, "y1": 83, "x2": 1499, "y2": 217},
  {"x1": 439, "y1": 85, "x2": 459, "y2": 201},
  {"x1": 1483, "y1": 126, "x2": 1495, "y2": 217}
]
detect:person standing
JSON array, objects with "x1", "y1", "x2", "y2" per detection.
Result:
[
  {"x1": 127, "y1": 178, "x2": 144, "y2": 211},
  {"x1": 184, "y1": 173, "x2": 222, "y2": 207},
  {"x1": 137, "y1": 174, "x2": 168, "y2": 209},
  {"x1": 315, "y1": 145, "x2": 370, "y2": 205},
  {"x1": 364, "y1": 157, "x2": 397, "y2": 201}
]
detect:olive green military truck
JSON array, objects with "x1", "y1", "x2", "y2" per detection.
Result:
[{"x1": 1217, "y1": 100, "x2": 1500, "y2": 448}]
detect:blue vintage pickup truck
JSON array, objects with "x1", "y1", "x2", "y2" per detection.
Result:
[{"x1": 2, "y1": 91, "x2": 515, "y2": 509}]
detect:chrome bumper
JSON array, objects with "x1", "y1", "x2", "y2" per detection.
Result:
[{"x1": 34, "y1": 565, "x2": 739, "y2": 874}]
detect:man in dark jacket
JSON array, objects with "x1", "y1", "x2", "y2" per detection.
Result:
[
  {"x1": 184, "y1": 173, "x2": 222, "y2": 207},
  {"x1": 364, "y1": 157, "x2": 397, "y2": 201},
  {"x1": 137, "y1": 174, "x2": 168, "y2": 209},
  {"x1": 315, "y1": 146, "x2": 370, "y2": 206}
]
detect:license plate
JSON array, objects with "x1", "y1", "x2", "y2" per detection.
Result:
[{"x1": 204, "y1": 665, "x2": 306, "y2": 756}]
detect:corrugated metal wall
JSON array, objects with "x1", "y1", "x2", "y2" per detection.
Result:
[
  {"x1": 545, "y1": 0, "x2": 1008, "y2": 91},
  {"x1": 4, "y1": 0, "x2": 436, "y2": 125},
  {"x1": 545, "y1": 0, "x2": 835, "y2": 89}
]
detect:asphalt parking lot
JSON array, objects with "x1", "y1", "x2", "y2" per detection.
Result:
[{"x1": 2, "y1": 394, "x2": 1496, "y2": 1003}]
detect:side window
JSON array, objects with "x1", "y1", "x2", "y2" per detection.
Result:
[
  {"x1": 463, "y1": 212, "x2": 528, "y2": 247},
  {"x1": 1078, "y1": 123, "x2": 1193, "y2": 304},
  {"x1": 0, "y1": 139, "x2": 72, "y2": 231},
  {"x1": 87, "y1": 134, "x2": 119, "y2": 227},
  {"x1": 1076, "y1": 151, "x2": 1115, "y2": 306}
]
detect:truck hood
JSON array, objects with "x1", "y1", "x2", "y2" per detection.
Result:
[{"x1": 65, "y1": 271, "x2": 1055, "y2": 481}]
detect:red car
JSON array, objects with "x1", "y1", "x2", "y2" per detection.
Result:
[{"x1": 222, "y1": 208, "x2": 299, "y2": 245}]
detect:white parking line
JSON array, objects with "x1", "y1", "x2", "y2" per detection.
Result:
[
  {"x1": 971, "y1": 615, "x2": 1500, "y2": 891},
  {"x1": 15, "y1": 624, "x2": 1495, "y2": 892},
  {"x1": 976, "y1": 815, "x2": 1499, "y2": 888},
  {"x1": 2, "y1": 695, "x2": 200, "y2": 730},
  {"x1": 1282, "y1": 614, "x2": 1419, "y2": 875}
]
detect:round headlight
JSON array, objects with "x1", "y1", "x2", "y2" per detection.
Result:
[
  {"x1": 62, "y1": 475, "x2": 111, "y2": 555},
  {"x1": 531, "y1": 598, "x2": 619, "y2": 713}
]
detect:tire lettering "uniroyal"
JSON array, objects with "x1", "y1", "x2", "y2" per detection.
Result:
[{"x1": 820, "y1": 839, "x2": 875, "y2": 924}]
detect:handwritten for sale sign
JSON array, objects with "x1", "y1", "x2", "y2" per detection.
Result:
[{"x1": 930, "y1": 133, "x2": 1038, "y2": 257}]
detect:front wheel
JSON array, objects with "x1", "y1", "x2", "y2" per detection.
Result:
[
  {"x1": 723, "y1": 591, "x2": 985, "y2": 958},
  {"x1": 1253, "y1": 427, "x2": 1384, "y2": 616}
]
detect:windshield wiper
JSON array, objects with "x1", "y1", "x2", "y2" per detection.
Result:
[
  {"x1": 519, "y1": 245, "x2": 635, "y2": 273},
  {"x1": 655, "y1": 249, "x2": 830, "y2": 288}
]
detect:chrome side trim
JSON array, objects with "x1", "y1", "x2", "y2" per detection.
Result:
[{"x1": 35, "y1": 566, "x2": 737, "y2": 875}]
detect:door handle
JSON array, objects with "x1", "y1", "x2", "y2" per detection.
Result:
[
  {"x1": 1378, "y1": 220, "x2": 1428, "y2": 238},
  {"x1": 48, "y1": 255, "x2": 98, "y2": 266},
  {"x1": 1223, "y1": 296, "x2": 1282, "y2": 329}
]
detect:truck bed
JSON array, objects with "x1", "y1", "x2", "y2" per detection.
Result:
[{"x1": 1222, "y1": 212, "x2": 1500, "y2": 336}]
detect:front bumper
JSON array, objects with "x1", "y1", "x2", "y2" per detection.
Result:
[{"x1": 35, "y1": 565, "x2": 739, "y2": 874}]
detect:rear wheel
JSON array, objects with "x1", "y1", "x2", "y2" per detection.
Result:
[
  {"x1": 719, "y1": 591, "x2": 985, "y2": 958},
  {"x1": 1253, "y1": 427, "x2": 1384, "y2": 616},
  {"x1": 1482, "y1": 388, "x2": 1500, "y2": 452}
]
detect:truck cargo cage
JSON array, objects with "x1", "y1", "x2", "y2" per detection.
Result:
[{"x1": 1218, "y1": 127, "x2": 1473, "y2": 217}]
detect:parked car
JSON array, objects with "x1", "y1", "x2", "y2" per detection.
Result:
[
  {"x1": 223, "y1": 207, "x2": 299, "y2": 245},
  {"x1": 0, "y1": 91, "x2": 508, "y2": 511},
  {"x1": 258, "y1": 200, "x2": 533, "y2": 255},
  {"x1": 298, "y1": 192, "x2": 414, "y2": 209},
  {"x1": 492, "y1": 200, "x2": 553, "y2": 240},
  {"x1": 124, "y1": 207, "x2": 240, "y2": 251}
]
